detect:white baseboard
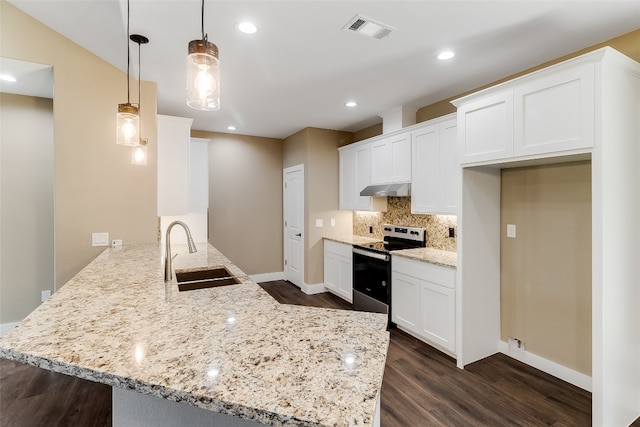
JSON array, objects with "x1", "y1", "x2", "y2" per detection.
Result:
[
  {"x1": 0, "y1": 322, "x2": 19, "y2": 337},
  {"x1": 248, "y1": 271, "x2": 285, "y2": 283},
  {"x1": 498, "y1": 340, "x2": 592, "y2": 392},
  {"x1": 300, "y1": 282, "x2": 327, "y2": 295}
]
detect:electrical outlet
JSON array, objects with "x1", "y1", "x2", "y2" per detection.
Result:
[
  {"x1": 506, "y1": 224, "x2": 517, "y2": 238},
  {"x1": 315, "y1": 219, "x2": 323, "y2": 228},
  {"x1": 330, "y1": 218, "x2": 336, "y2": 227},
  {"x1": 448, "y1": 227, "x2": 455, "y2": 238},
  {"x1": 111, "y1": 239, "x2": 123, "y2": 248},
  {"x1": 369, "y1": 226, "x2": 373, "y2": 234},
  {"x1": 41, "y1": 290, "x2": 51, "y2": 302},
  {"x1": 92, "y1": 232, "x2": 109, "y2": 247},
  {"x1": 508, "y1": 336, "x2": 525, "y2": 356}
]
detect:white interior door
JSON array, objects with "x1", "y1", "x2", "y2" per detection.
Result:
[{"x1": 283, "y1": 165, "x2": 304, "y2": 288}]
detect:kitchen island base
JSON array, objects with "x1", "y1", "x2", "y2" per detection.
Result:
[
  {"x1": 113, "y1": 387, "x2": 381, "y2": 427},
  {"x1": 113, "y1": 387, "x2": 261, "y2": 426}
]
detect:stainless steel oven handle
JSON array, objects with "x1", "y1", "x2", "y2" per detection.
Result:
[{"x1": 352, "y1": 247, "x2": 390, "y2": 261}]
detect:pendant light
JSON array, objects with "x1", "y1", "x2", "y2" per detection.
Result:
[
  {"x1": 116, "y1": 0, "x2": 139, "y2": 146},
  {"x1": 186, "y1": 0, "x2": 220, "y2": 111},
  {"x1": 130, "y1": 33, "x2": 149, "y2": 165}
]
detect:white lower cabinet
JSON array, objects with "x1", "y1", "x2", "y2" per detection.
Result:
[
  {"x1": 323, "y1": 240, "x2": 353, "y2": 303},
  {"x1": 390, "y1": 271, "x2": 419, "y2": 331},
  {"x1": 392, "y1": 256, "x2": 456, "y2": 354}
]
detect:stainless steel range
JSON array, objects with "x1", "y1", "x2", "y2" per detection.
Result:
[{"x1": 352, "y1": 224, "x2": 426, "y2": 324}]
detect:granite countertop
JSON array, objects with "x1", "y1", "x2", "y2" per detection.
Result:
[
  {"x1": 324, "y1": 235, "x2": 382, "y2": 246},
  {"x1": 392, "y1": 247, "x2": 457, "y2": 268},
  {"x1": 0, "y1": 244, "x2": 389, "y2": 427},
  {"x1": 325, "y1": 235, "x2": 457, "y2": 268}
]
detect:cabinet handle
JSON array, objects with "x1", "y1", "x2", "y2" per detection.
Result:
[{"x1": 295, "y1": 233, "x2": 302, "y2": 237}]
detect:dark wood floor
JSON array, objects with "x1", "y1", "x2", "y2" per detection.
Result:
[{"x1": 1, "y1": 280, "x2": 638, "y2": 426}]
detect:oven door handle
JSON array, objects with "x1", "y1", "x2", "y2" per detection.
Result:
[{"x1": 353, "y1": 247, "x2": 390, "y2": 261}]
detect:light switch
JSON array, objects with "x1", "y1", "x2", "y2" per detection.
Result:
[
  {"x1": 506, "y1": 224, "x2": 516, "y2": 238},
  {"x1": 330, "y1": 218, "x2": 336, "y2": 227},
  {"x1": 92, "y1": 232, "x2": 109, "y2": 247},
  {"x1": 315, "y1": 219, "x2": 323, "y2": 228}
]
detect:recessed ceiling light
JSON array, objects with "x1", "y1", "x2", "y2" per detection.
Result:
[
  {"x1": 237, "y1": 22, "x2": 257, "y2": 34},
  {"x1": 227, "y1": 125, "x2": 237, "y2": 131},
  {"x1": 345, "y1": 101, "x2": 357, "y2": 108},
  {"x1": 0, "y1": 74, "x2": 17, "y2": 82},
  {"x1": 437, "y1": 51, "x2": 455, "y2": 61}
]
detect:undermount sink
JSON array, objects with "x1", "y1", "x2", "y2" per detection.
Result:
[{"x1": 175, "y1": 266, "x2": 240, "y2": 292}]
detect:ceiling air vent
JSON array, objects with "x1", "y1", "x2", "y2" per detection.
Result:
[{"x1": 342, "y1": 14, "x2": 395, "y2": 40}]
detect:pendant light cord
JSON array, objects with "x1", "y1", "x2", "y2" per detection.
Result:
[
  {"x1": 201, "y1": 0, "x2": 206, "y2": 41},
  {"x1": 137, "y1": 40, "x2": 141, "y2": 115},
  {"x1": 126, "y1": 0, "x2": 131, "y2": 104}
]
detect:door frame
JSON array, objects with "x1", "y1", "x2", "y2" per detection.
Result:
[{"x1": 283, "y1": 164, "x2": 304, "y2": 287}]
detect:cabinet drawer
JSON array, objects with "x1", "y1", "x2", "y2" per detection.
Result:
[
  {"x1": 324, "y1": 240, "x2": 352, "y2": 258},
  {"x1": 392, "y1": 256, "x2": 455, "y2": 289}
]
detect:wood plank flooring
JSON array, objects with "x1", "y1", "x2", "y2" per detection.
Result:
[{"x1": 1, "y1": 279, "x2": 638, "y2": 426}]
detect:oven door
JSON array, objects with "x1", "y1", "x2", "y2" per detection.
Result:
[{"x1": 352, "y1": 247, "x2": 391, "y2": 308}]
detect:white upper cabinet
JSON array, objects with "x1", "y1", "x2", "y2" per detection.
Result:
[
  {"x1": 370, "y1": 132, "x2": 411, "y2": 184},
  {"x1": 157, "y1": 115, "x2": 193, "y2": 216},
  {"x1": 455, "y1": 58, "x2": 596, "y2": 166},
  {"x1": 513, "y1": 63, "x2": 594, "y2": 157},
  {"x1": 339, "y1": 142, "x2": 387, "y2": 211},
  {"x1": 457, "y1": 92, "x2": 513, "y2": 164},
  {"x1": 411, "y1": 114, "x2": 458, "y2": 215}
]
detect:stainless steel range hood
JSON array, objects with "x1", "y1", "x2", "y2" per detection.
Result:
[{"x1": 360, "y1": 183, "x2": 411, "y2": 197}]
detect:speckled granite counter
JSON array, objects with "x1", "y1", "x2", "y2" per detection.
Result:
[
  {"x1": 0, "y1": 244, "x2": 389, "y2": 427},
  {"x1": 324, "y1": 235, "x2": 381, "y2": 246},
  {"x1": 392, "y1": 247, "x2": 457, "y2": 268}
]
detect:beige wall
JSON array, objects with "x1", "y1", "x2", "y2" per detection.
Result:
[
  {"x1": 500, "y1": 162, "x2": 592, "y2": 375},
  {"x1": 353, "y1": 123, "x2": 382, "y2": 143},
  {"x1": 1, "y1": 1, "x2": 159, "y2": 288},
  {"x1": 284, "y1": 128, "x2": 353, "y2": 285},
  {"x1": 191, "y1": 131, "x2": 283, "y2": 275},
  {"x1": 0, "y1": 93, "x2": 54, "y2": 323}
]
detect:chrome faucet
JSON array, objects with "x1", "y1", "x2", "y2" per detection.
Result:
[{"x1": 164, "y1": 221, "x2": 197, "y2": 282}]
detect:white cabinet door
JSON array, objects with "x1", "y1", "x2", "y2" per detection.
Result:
[
  {"x1": 157, "y1": 115, "x2": 193, "y2": 216},
  {"x1": 371, "y1": 133, "x2": 411, "y2": 184},
  {"x1": 324, "y1": 252, "x2": 339, "y2": 293},
  {"x1": 370, "y1": 139, "x2": 392, "y2": 185},
  {"x1": 411, "y1": 124, "x2": 440, "y2": 214},
  {"x1": 514, "y1": 63, "x2": 594, "y2": 157},
  {"x1": 458, "y1": 91, "x2": 514, "y2": 164},
  {"x1": 324, "y1": 240, "x2": 353, "y2": 303},
  {"x1": 390, "y1": 133, "x2": 411, "y2": 183},
  {"x1": 339, "y1": 143, "x2": 387, "y2": 212},
  {"x1": 391, "y1": 271, "x2": 420, "y2": 332},
  {"x1": 411, "y1": 116, "x2": 458, "y2": 215},
  {"x1": 336, "y1": 255, "x2": 353, "y2": 303},
  {"x1": 354, "y1": 145, "x2": 373, "y2": 210},
  {"x1": 339, "y1": 148, "x2": 357, "y2": 210},
  {"x1": 440, "y1": 118, "x2": 459, "y2": 214},
  {"x1": 419, "y1": 281, "x2": 456, "y2": 352}
]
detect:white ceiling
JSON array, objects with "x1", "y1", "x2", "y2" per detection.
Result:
[{"x1": 6, "y1": 1, "x2": 640, "y2": 139}]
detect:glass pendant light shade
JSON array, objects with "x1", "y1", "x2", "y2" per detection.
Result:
[
  {"x1": 132, "y1": 138, "x2": 147, "y2": 165},
  {"x1": 186, "y1": 39, "x2": 220, "y2": 111},
  {"x1": 116, "y1": 103, "x2": 140, "y2": 146}
]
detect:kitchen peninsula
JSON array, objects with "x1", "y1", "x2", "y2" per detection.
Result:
[{"x1": 0, "y1": 244, "x2": 389, "y2": 427}]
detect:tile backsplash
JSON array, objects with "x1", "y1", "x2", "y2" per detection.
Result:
[{"x1": 353, "y1": 197, "x2": 457, "y2": 252}]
